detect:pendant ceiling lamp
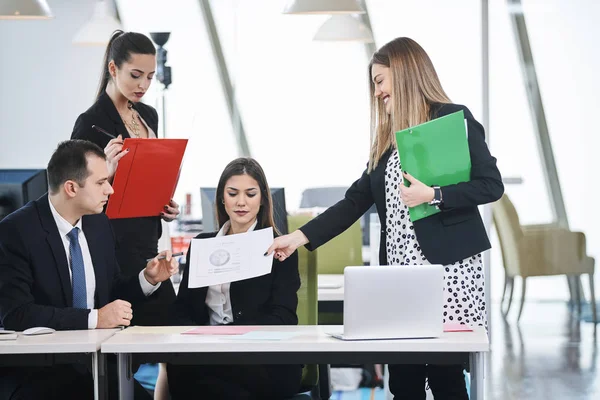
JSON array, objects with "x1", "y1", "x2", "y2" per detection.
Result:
[
  {"x1": 73, "y1": 0, "x2": 121, "y2": 46},
  {"x1": 313, "y1": 15, "x2": 374, "y2": 43},
  {"x1": 283, "y1": 0, "x2": 365, "y2": 15},
  {"x1": 0, "y1": 0, "x2": 53, "y2": 19}
]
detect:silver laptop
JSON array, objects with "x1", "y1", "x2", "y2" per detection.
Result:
[{"x1": 329, "y1": 265, "x2": 444, "y2": 340}]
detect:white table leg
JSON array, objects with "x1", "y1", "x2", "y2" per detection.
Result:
[
  {"x1": 118, "y1": 353, "x2": 134, "y2": 400},
  {"x1": 92, "y1": 351, "x2": 106, "y2": 400},
  {"x1": 469, "y1": 352, "x2": 485, "y2": 400},
  {"x1": 384, "y1": 364, "x2": 393, "y2": 400}
]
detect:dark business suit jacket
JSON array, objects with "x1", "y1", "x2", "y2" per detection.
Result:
[
  {"x1": 71, "y1": 92, "x2": 175, "y2": 326},
  {"x1": 71, "y1": 91, "x2": 159, "y2": 149},
  {"x1": 173, "y1": 232, "x2": 301, "y2": 326},
  {"x1": 167, "y1": 231, "x2": 303, "y2": 399},
  {"x1": 301, "y1": 103, "x2": 504, "y2": 266},
  {"x1": 0, "y1": 195, "x2": 145, "y2": 331}
]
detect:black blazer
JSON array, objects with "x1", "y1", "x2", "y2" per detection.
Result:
[
  {"x1": 71, "y1": 91, "x2": 159, "y2": 149},
  {"x1": 0, "y1": 196, "x2": 146, "y2": 331},
  {"x1": 301, "y1": 103, "x2": 504, "y2": 266},
  {"x1": 70, "y1": 91, "x2": 162, "y2": 274},
  {"x1": 174, "y1": 232, "x2": 301, "y2": 326},
  {"x1": 70, "y1": 92, "x2": 173, "y2": 326}
]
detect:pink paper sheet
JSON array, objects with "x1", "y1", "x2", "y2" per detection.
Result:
[{"x1": 443, "y1": 323, "x2": 473, "y2": 332}]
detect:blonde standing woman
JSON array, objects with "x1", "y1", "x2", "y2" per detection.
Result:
[{"x1": 267, "y1": 37, "x2": 503, "y2": 399}]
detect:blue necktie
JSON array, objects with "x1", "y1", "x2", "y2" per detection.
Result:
[{"x1": 67, "y1": 227, "x2": 87, "y2": 309}]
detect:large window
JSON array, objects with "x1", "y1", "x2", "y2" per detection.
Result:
[{"x1": 117, "y1": 0, "x2": 600, "y2": 303}]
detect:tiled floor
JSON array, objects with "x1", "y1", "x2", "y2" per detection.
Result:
[
  {"x1": 486, "y1": 302, "x2": 598, "y2": 400},
  {"x1": 333, "y1": 302, "x2": 599, "y2": 399}
]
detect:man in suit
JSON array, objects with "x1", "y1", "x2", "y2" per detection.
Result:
[{"x1": 0, "y1": 140, "x2": 178, "y2": 399}]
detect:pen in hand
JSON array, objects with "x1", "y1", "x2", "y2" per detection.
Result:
[
  {"x1": 146, "y1": 252, "x2": 184, "y2": 262},
  {"x1": 92, "y1": 125, "x2": 121, "y2": 142}
]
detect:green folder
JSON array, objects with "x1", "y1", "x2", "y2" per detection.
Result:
[{"x1": 394, "y1": 110, "x2": 471, "y2": 222}]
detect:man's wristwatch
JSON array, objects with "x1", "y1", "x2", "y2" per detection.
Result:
[{"x1": 429, "y1": 185, "x2": 443, "y2": 206}]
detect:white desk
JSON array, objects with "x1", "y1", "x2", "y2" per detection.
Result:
[
  {"x1": 317, "y1": 274, "x2": 344, "y2": 302},
  {"x1": 102, "y1": 325, "x2": 488, "y2": 399},
  {"x1": 362, "y1": 245, "x2": 371, "y2": 264},
  {"x1": 318, "y1": 274, "x2": 344, "y2": 315},
  {"x1": 0, "y1": 329, "x2": 118, "y2": 400}
]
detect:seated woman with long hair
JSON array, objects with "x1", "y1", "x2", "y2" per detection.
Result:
[{"x1": 156, "y1": 158, "x2": 302, "y2": 400}]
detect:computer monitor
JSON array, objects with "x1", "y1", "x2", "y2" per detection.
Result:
[
  {"x1": 299, "y1": 186, "x2": 347, "y2": 209},
  {"x1": 270, "y1": 187, "x2": 288, "y2": 235},
  {"x1": 299, "y1": 186, "x2": 375, "y2": 246},
  {"x1": 199, "y1": 187, "x2": 218, "y2": 232},
  {"x1": 0, "y1": 169, "x2": 48, "y2": 221},
  {"x1": 200, "y1": 187, "x2": 288, "y2": 235}
]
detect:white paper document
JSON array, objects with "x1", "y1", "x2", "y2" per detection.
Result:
[{"x1": 187, "y1": 227, "x2": 274, "y2": 288}]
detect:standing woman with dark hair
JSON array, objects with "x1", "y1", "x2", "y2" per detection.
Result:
[
  {"x1": 71, "y1": 30, "x2": 179, "y2": 327},
  {"x1": 268, "y1": 37, "x2": 504, "y2": 399}
]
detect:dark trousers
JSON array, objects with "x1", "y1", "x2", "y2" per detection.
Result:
[
  {"x1": 0, "y1": 359, "x2": 151, "y2": 400},
  {"x1": 0, "y1": 365, "x2": 93, "y2": 400},
  {"x1": 388, "y1": 364, "x2": 468, "y2": 400},
  {"x1": 167, "y1": 364, "x2": 303, "y2": 400}
]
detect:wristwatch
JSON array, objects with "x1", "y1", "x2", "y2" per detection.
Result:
[{"x1": 429, "y1": 186, "x2": 443, "y2": 206}]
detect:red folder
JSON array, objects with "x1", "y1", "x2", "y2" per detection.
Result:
[{"x1": 106, "y1": 138, "x2": 188, "y2": 219}]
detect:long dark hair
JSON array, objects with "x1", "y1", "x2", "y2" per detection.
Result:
[
  {"x1": 96, "y1": 30, "x2": 156, "y2": 100},
  {"x1": 215, "y1": 158, "x2": 279, "y2": 234}
]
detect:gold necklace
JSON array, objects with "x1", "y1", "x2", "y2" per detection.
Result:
[{"x1": 119, "y1": 102, "x2": 141, "y2": 137}]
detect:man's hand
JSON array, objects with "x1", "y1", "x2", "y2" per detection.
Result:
[
  {"x1": 144, "y1": 250, "x2": 179, "y2": 285},
  {"x1": 97, "y1": 300, "x2": 132, "y2": 328}
]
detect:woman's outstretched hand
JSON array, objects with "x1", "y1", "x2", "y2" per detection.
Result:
[{"x1": 265, "y1": 230, "x2": 309, "y2": 262}]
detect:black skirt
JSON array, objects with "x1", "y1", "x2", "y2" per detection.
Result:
[{"x1": 111, "y1": 216, "x2": 176, "y2": 326}]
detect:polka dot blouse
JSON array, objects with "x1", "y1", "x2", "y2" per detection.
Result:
[{"x1": 385, "y1": 149, "x2": 487, "y2": 327}]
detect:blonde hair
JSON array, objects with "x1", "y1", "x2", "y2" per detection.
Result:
[{"x1": 368, "y1": 37, "x2": 451, "y2": 172}]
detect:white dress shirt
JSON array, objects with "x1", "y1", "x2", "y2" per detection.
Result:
[
  {"x1": 206, "y1": 220, "x2": 257, "y2": 325},
  {"x1": 48, "y1": 199, "x2": 160, "y2": 329}
]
